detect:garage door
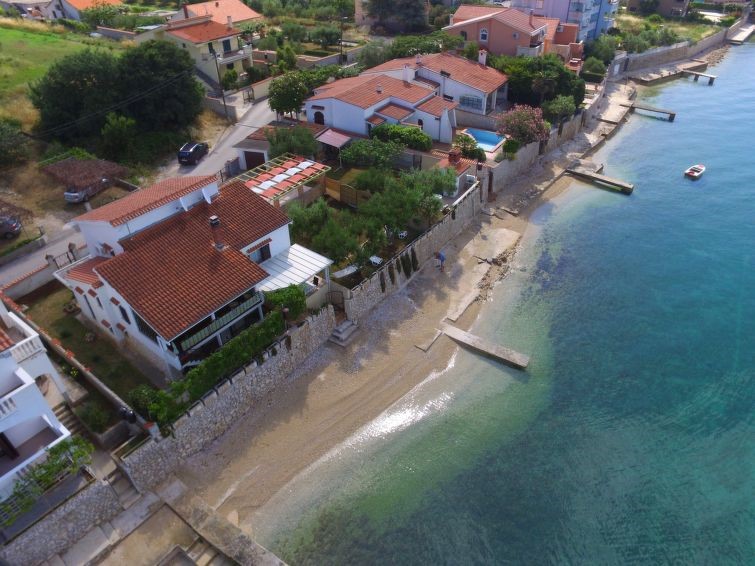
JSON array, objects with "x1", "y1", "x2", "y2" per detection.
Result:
[{"x1": 244, "y1": 151, "x2": 265, "y2": 170}]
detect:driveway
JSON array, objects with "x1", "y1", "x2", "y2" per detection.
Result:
[{"x1": 159, "y1": 100, "x2": 277, "y2": 180}]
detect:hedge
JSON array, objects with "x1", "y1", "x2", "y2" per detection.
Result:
[
  {"x1": 580, "y1": 70, "x2": 605, "y2": 84},
  {"x1": 370, "y1": 123, "x2": 433, "y2": 151},
  {"x1": 264, "y1": 285, "x2": 307, "y2": 319}
]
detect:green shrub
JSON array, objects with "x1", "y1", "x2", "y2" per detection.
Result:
[
  {"x1": 646, "y1": 14, "x2": 664, "y2": 23},
  {"x1": 76, "y1": 401, "x2": 110, "y2": 433},
  {"x1": 221, "y1": 69, "x2": 239, "y2": 91},
  {"x1": 353, "y1": 168, "x2": 392, "y2": 193},
  {"x1": 128, "y1": 384, "x2": 157, "y2": 419},
  {"x1": 582, "y1": 56, "x2": 606, "y2": 76},
  {"x1": 502, "y1": 138, "x2": 520, "y2": 155},
  {"x1": 264, "y1": 285, "x2": 307, "y2": 319},
  {"x1": 370, "y1": 124, "x2": 432, "y2": 151},
  {"x1": 341, "y1": 139, "x2": 404, "y2": 168}
]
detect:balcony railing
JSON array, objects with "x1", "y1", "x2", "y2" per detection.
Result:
[
  {"x1": 10, "y1": 336, "x2": 44, "y2": 365},
  {"x1": 215, "y1": 45, "x2": 253, "y2": 65},
  {"x1": 179, "y1": 291, "x2": 264, "y2": 351}
]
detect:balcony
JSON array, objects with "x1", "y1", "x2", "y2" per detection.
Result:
[
  {"x1": 178, "y1": 291, "x2": 264, "y2": 352},
  {"x1": 0, "y1": 426, "x2": 60, "y2": 478},
  {"x1": 517, "y1": 43, "x2": 545, "y2": 57},
  {"x1": 215, "y1": 45, "x2": 253, "y2": 65},
  {"x1": 1, "y1": 312, "x2": 45, "y2": 366}
]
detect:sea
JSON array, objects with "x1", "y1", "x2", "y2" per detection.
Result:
[{"x1": 258, "y1": 42, "x2": 755, "y2": 565}]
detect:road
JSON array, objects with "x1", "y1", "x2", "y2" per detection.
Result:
[
  {"x1": 160, "y1": 100, "x2": 276, "y2": 179},
  {"x1": 0, "y1": 226, "x2": 85, "y2": 287}
]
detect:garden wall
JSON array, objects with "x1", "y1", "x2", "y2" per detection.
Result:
[
  {"x1": 119, "y1": 307, "x2": 336, "y2": 492},
  {"x1": 454, "y1": 108, "x2": 498, "y2": 131},
  {"x1": 0, "y1": 235, "x2": 46, "y2": 268},
  {"x1": 0, "y1": 480, "x2": 121, "y2": 566},
  {"x1": 342, "y1": 181, "x2": 486, "y2": 324}
]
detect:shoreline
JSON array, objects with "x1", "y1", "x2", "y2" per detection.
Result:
[{"x1": 174, "y1": 47, "x2": 729, "y2": 540}]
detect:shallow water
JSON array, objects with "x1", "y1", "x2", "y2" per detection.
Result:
[{"x1": 261, "y1": 44, "x2": 755, "y2": 565}]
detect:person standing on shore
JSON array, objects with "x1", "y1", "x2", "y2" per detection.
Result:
[{"x1": 435, "y1": 251, "x2": 446, "y2": 272}]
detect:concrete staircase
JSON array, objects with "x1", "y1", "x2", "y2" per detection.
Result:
[
  {"x1": 186, "y1": 537, "x2": 234, "y2": 566},
  {"x1": 328, "y1": 320, "x2": 359, "y2": 347},
  {"x1": 107, "y1": 470, "x2": 141, "y2": 509},
  {"x1": 53, "y1": 403, "x2": 86, "y2": 436}
]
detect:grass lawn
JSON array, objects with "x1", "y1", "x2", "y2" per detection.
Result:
[
  {"x1": 22, "y1": 282, "x2": 153, "y2": 401},
  {"x1": 615, "y1": 14, "x2": 721, "y2": 43},
  {"x1": 0, "y1": 20, "x2": 127, "y2": 127}
]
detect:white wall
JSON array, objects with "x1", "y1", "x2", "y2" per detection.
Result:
[{"x1": 241, "y1": 224, "x2": 291, "y2": 258}]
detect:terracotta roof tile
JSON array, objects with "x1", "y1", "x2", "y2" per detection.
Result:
[
  {"x1": 110, "y1": 297, "x2": 120, "y2": 305},
  {"x1": 308, "y1": 75, "x2": 433, "y2": 109},
  {"x1": 0, "y1": 329, "x2": 14, "y2": 352},
  {"x1": 366, "y1": 114, "x2": 386, "y2": 126},
  {"x1": 182, "y1": 0, "x2": 262, "y2": 24},
  {"x1": 376, "y1": 103, "x2": 414, "y2": 120},
  {"x1": 76, "y1": 176, "x2": 217, "y2": 227},
  {"x1": 116, "y1": 323, "x2": 126, "y2": 331},
  {"x1": 365, "y1": 52, "x2": 507, "y2": 94},
  {"x1": 168, "y1": 20, "x2": 240, "y2": 43},
  {"x1": 416, "y1": 96, "x2": 458, "y2": 117},
  {"x1": 94, "y1": 181, "x2": 289, "y2": 340},
  {"x1": 87, "y1": 289, "x2": 97, "y2": 297},
  {"x1": 65, "y1": 0, "x2": 120, "y2": 11},
  {"x1": 101, "y1": 320, "x2": 111, "y2": 328},
  {"x1": 451, "y1": 5, "x2": 506, "y2": 22},
  {"x1": 74, "y1": 287, "x2": 84, "y2": 294},
  {"x1": 66, "y1": 257, "x2": 109, "y2": 287}
]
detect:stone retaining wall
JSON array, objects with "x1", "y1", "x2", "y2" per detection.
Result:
[
  {"x1": 343, "y1": 181, "x2": 486, "y2": 324},
  {"x1": 0, "y1": 480, "x2": 121, "y2": 566},
  {"x1": 120, "y1": 307, "x2": 336, "y2": 492}
]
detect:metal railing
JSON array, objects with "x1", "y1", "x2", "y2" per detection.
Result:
[{"x1": 179, "y1": 292, "x2": 264, "y2": 351}]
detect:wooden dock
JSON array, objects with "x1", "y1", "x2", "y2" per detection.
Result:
[
  {"x1": 620, "y1": 102, "x2": 676, "y2": 122},
  {"x1": 440, "y1": 323, "x2": 529, "y2": 369},
  {"x1": 565, "y1": 160, "x2": 634, "y2": 194},
  {"x1": 681, "y1": 70, "x2": 716, "y2": 85},
  {"x1": 729, "y1": 24, "x2": 754, "y2": 45}
]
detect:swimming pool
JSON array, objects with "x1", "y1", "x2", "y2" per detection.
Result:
[{"x1": 463, "y1": 128, "x2": 505, "y2": 152}]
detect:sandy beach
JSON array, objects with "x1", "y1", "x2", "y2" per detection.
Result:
[{"x1": 173, "y1": 54, "x2": 728, "y2": 538}]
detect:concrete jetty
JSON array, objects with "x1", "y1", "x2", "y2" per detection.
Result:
[
  {"x1": 620, "y1": 102, "x2": 676, "y2": 122},
  {"x1": 681, "y1": 70, "x2": 717, "y2": 85},
  {"x1": 729, "y1": 24, "x2": 754, "y2": 45},
  {"x1": 440, "y1": 323, "x2": 529, "y2": 369},
  {"x1": 565, "y1": 160, "x2": 634, "y2": 194}
]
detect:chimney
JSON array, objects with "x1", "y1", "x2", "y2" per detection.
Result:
[
  {"x1": 376, "y1": 84, "x2": 383, "y2": 94},
  {"x1": 402, "y1": 63, "x2": 412, "y2": 83},
  {"x1": 209, "y1": 215, "x2": 224, "y2": 250},
  {"x1": 182, "y1": 3, "x2": 188, "y2": 17},
  {"x1": 226, "y1": 15, "x2": 232, "y2": 29},
  {"x1": 478, "y1": 48, "x2": 487, "y2": 66},
  {"x1": 415, "y1": 53, "x2": 422, "y2": 66},
  {"x1": 215, "y1": 0, "x2": 219, "y2": 5},
  {"x1": 448, "y1": 148, "x2": 461, "y2": 165},
  {"x1": 530, "y1": 9, "x2": 534, "y2": 27}
]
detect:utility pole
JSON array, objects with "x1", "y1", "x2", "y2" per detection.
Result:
[{"x1": 213, "y1": 54, "x2": 230, "y2": 123}]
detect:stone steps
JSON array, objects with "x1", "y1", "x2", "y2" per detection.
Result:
[
  {"x1": 328, "y1": 320, "x2": 358, "y2": 347},
  {"x1": 107, "y1": 470, "x2": 141, "y2": 509},
  {"x1": 53, "y1": 403, "x2": 86, "y2": 437},
  {"x1": 187, "y1": 537, "x2": 233, "y2": 566}
]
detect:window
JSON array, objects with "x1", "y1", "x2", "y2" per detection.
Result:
[
  {"x1": 208, "y1": 42, "x2": 215, "y2": 54},
  {"x1": 417, "y1": 119, "x2": 424, "y2": 129},
  {"x1": 513, "y1": 32, "x2": 519, "y2": 39},
  {"x1": 479, "y1": 28, "x2": 488, "y2": 42},
  {"x1": 443, "y1": 94, "x2": 454, "y2": 101},
  {"x1": 182, "y1": 43, "x2": 186, "y2": 48},
  {"x1": 226, "y1": 63, "x2": 234, "y2": 71},
  {"x1": 459, "y1": 95, "x2": 483, "y2": 111},
  {"x1": 119, "y1": 306, "x2": 131, "y2": 325},
  {"x1": 96, "y1": 297, "x2": 102, "y2": 308},
  {"x1": 134, "y1": 312, "x2": 158, "y2": 343},
  {"x1": 460, "y1": 31, "x2": 467, "y2": 41},
  {"x1": 250, "y1": 244, "x2": 271, "y2": 263}
]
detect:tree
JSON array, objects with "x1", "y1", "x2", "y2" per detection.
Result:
[
  {"x1": 287, "y1": 198, "x2": 330, "y2": 243},
  {"x1": 587, "y1": 35, "x2": 617, "y2": 65},
  {"x1": 311, "y1": 215, "x2": 359, "y2": 263},
  {"x1": 582, "y1": 56, "x2": 606, "y2": 75},
  {"x1": 281, "y1": 21, "x2": 307, "y2": 43},
  {"x1": 268, "y1": 72, "x2": 309, "y2": 117},
  {"x1": 29, "y1": 49, "x2": 120, "y2": 140},
  {"x1": 310, "y1": 25, "x2": 341, "y2": 48},
  {"x1": 491, "y1": 53, "x2": 585, "y2": 108},
  {"x1": 340, "y1": 139, "x2": 405, "y2": 168},
  {"x1": 541, "y1": 95, "x2": 576, "y2": 135},
  {"x1": 80, "y1": 0, "x2": 119, "y2": 27},
  {"x1": 462, "y1": 41, "x2": 480, "y2": 61},
  {"x1": 367, "y1": 0, "x2": 428, "y2": 33},
  {"x1": 353, "y1": 167, "x2": 392, "y2": 193},
  {"x1": 266, "y1": 126, "x2": 318, "y2": 158},
  {"x1": 222, "y1": 69, "x2": 239, "y2": 90},
  {"x1": 399, "y1": 167, "x2": 456, "y2": 196},
  {"x1": 496, "y1": 105, "x2": 550, "y2": 145},
  {"x1": 100, "y1": 112, "x2": 137, "y2": 161},
  {"x1": 370, "y1": 123, "x2": 432, "y2": 151},
  {"x1": 275, "y1": 44, "x2": 298, "y2": 72},
  {"x1": 358, "y1": 40, "x2": 389, "y2": 69},
  {"x1": 116, "y1": 40, "x2": 203, "y2": 131},
  {"x1": 387, "y1": 32, "x2": 463, "y2": 58},
  {"x1": 0, "y1": 119, "x2": 30, "y2": 166},
  {"x1": 531, "y1": 70, "x2": 557, "y2": 106},
  {"x1": 453, "y1": 133, "x2": 485, "y2": 161}
]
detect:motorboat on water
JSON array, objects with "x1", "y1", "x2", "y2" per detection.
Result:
[{"x1": 684, "y1": 164, "x2": 705, "y2": 179}]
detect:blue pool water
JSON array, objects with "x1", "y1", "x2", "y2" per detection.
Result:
[
  {"x1": 464, "y1": 127, "x2": 505, "y2": 152},
  {"x1": 262, "y1": 44, "x2": 755, "y2": 565}
]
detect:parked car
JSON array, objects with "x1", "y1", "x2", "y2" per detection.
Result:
[
  {"x1": 0, "y1": 215, "x2": 22, "y2": 239},
  {"x1": 178, "y1": 142, "x2": 209, "y2": 165},
  {"x1": 64, "y1": 179, "x2": 113, "y2": 203}
]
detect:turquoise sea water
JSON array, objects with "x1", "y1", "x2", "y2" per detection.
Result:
[{"x1": 262, "y1": 44, "x2": 755, "y2": 565}]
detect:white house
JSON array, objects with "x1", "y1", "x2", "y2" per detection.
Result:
[
  {"x1": 304, "y1": 74, "x2": 459, "y2": 143},
  {"x1": 55, "y1": 174, "x2": 332, "y2": 377},
  {"x1": 362, "y1": 51, "x2": 509, "y2": 117},
  {"x1": 41, "y1": 0, "x2": 121, "y2": 21},
  {"x1": 0, "y1": 303, "x2": 70, "y2": 500}
]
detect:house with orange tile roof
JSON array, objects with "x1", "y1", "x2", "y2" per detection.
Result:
[
  {"x1": 54, "y1": 175, "x2": 332, "y2": 375},
  {"x1": 0, "y1": 302, "x2": 71, "y2": 500},
  {"x1": 41, "y1": 0, "x2": 120, "y2": 21},
  {"x1": 169, "y1": 0, "x2": 263, "y2": 26},
  {"x1": 136, "y1": 14, "x2": 253, "y2": 87},
  {"x1": 443, "y1": 5, "x2": 582, "y2": 63}
]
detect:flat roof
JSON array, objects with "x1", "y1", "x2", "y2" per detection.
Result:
[{"x1": 258, "y1": 244, "x2": 332, "y2": 291}]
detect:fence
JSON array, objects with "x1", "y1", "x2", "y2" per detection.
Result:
[{"x1": 324, "y1": 178, "x2": 371, "y2": 208}]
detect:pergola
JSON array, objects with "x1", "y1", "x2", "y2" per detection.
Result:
[{"x1": 233, "y1": 153, "x2": 331, "y2": 206}]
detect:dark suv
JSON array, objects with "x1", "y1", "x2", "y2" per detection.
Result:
[
  {"x1": 0, "y1": 215, "x2": 22, "y2": 239},
  {"x1": 178, "y1": 142, "x2": 209, "y2": 165}
]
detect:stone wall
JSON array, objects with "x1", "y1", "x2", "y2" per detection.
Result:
[
  {"x1": 343, "y1": 181, "x2": 486, "y2": 323},
  {"x1": 0, "y1": 480, "x2": 121, "y2": 566},
  {"x1": 119, "y1": 307, "x2": 336, "y2": 492}
]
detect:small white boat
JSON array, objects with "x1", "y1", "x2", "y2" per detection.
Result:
[{"x1": 684, "y1": 164, "x2": 705, "y2": 179}]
